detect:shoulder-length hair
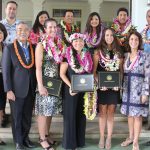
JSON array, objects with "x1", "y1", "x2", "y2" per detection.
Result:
[
  {"x1": 85, "y1": 12, "x2": 102, "y2": 39},
  {"x1": 98, "y1": 28, "x2": 121, "y2": 55},
  {"x1": 126, "y1": 31, "x2": 143, "y2": 52},
  {"x1": 32, "y1": 11, "x2": 50, "y2": 33}
]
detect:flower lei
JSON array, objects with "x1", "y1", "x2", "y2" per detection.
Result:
[
  {"x1": 85, "y1": 26, "x2": 103, "y2": 48},
  {"x1": 60, "y1": 20, "x2": 78, "y2": 43},
  {"x1": 112, "y1": 17, "x2": 136, "y2": 46},
  {"x1": 42, "y1": 35, "x2": 65, "y2": 64},
  {"x1": 142, "y1": 25, "x2": 150, "y2": 44},
  {"x1": 14, "y1": 39, "x2": 34, "y2": 69},
  {"x1": 65, "y1": 46, "x2": 93, "y2": 73},
  {"x1": 84, "y1": 85, "x2": 97, "y2": 120},
  {"x1": 124, "y1": 51, "x2": 140, "y2": 71},
  {"x1": 112, "y1": 17, "x2": 132, "y2": 35},
  {"x1": 99, "y1": 50, "x2": 120, "y2": 71}
]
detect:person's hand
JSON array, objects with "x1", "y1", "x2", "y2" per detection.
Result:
[
  {"x1": 100, "y1": 87, "x2": 108, "y2": 91},
  {"x1": 141, "y1": 95, "x2": 149, "y2": 104},
  {"x1": 69, "y1": 87, "x2": 77, "y2": 96},
  {"x1": 7, "y1": 91, "x2": 15, "y2": 101},
  {"x1": 38, "y1": 85, "x2": 48, "y2": 96},
  {"x1": 113, "y1": 87, "x2": 119, "y2": 91}
]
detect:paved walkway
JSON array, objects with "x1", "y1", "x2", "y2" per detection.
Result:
[{"x1": 0, "y1": 138, "x2": 150, "y2": 150}]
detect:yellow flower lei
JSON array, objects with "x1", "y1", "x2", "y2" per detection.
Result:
[{"x1": 84, "y1": 85, "x2": 97, "y2": 120}]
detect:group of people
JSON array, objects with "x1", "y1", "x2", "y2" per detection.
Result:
[{"x1": 0, "y1": 1, "x2": 150, "y2": 150}]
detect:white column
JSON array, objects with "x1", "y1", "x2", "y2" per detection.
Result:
[
  {"x1": 132, "y1": 0, "x2": 148, "y2": 32},
  {"x1": 88, "y1": 0, "x2": 103, "y2": 13},
  {"x1": 31, "y1": 0, "x2": 45, "y2": 23}
]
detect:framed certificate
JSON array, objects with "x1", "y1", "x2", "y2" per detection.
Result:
[
  {"x1": 98, "y1": 71, "x2": 121, "y2": 88},
  {"x1": 71, "y1": 74, "x2": 94, "y2": 92},
  {"x1": 43, "y1": 76, "x2": 62, "y2": 97}
]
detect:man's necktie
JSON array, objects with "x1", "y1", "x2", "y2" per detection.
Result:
[{"x1": 22, "y1": 44, "x2": 30, "y2": 63}]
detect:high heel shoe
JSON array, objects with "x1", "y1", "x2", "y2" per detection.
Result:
[
  {"x1": 132, "y1": 142, "x2": 139, "y2": 150},
  {"x1": 45, "y1": 134, "x2": 57, "y2": 146},
  {"x1": 105, "y1": 138, "x2": 111, "y2": 150},
  {"x1": 39, "y1": 138, "x2": 54, "y2": 150}
]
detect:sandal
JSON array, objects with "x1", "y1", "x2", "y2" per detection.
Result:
[
  {"x1": 98, "y1": 138, "x2": 105, "y2": 149},
  {"x1": 121, "y1": 137, "x2": 133, "y2": 147},
  {"x1": 105, "y1": 138, "x2": 111, "y2": 150},
  {"x1": 39, "y1": 138, "x2": 54, "y2": 150},
  {"x1": 45, "y1": 135, "x2": 57, "y2": 146}
]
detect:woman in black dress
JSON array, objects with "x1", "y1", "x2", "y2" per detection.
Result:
[
  {"x1": 93, "y1": 28, "x2": 123, "y2": 149},
  {"x1": 60, "y1": 33, "x2": 93, "y2": 150},
  {"x1": 0, "y1": 23, "x2": 7, "y2": 145}
]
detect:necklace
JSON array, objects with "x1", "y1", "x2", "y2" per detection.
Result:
[
  {"x1": 66, "y1": 46, "x2": 93, "y2": 73},
  {"x1": 99, "y1": 49, "x2": 120, "y2": 71},
  {"x1": 142, "y1": 25, "x2": 150, "y2": 44},
  {"x1": 60, "y1": 20, "x2": 78, "y2": 43},
  {"x1": 124, "y1": 51, "x2": 140, "y2": 71},
  {"x1": 85, "y1": 26, "x2": 103, "y2": 48},
  {"x1": 14, "y1": 39, "x2": 34, "y2": 69},
  {"x1": 42, "y1": 35, "x2": 65, "y2": 64}
]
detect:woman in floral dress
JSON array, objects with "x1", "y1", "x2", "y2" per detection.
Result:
[
  {"x1": 60, "y1": 33, "x2": 93, "y2": 150},
  {"x1": 35, "y1": 18, "x2": 65, "y2": 150},
  {"x1": 120, "y1": 31, "x2": 150, "y2": 150},
  {"x1": 29, "y1": 11, "x2": 50, "y2": 45},
  {"x1": 84, "y1": 12, "x2": 104, "y2": 55},
  {"x1": 93, "y1": 28, "x2": 123, "y2": 149}
]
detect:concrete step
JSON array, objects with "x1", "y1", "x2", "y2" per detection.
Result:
[{"x1": 0, "y1": 115, "x2": 150, "y2": 139}]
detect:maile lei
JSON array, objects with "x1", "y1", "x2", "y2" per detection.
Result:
[
  {"x1": 14, "y1": 39, "x2": 34, "y2": 69},
  {"x1": 142, "y1": 25, "x2": 150, "y2": 44},
  {"x1": 85, "y1": 26, "x2": 103, "y2": 48},
  {"x1": 42, "y1": 35, "x2": 65, "y2": 64},
  {"x1": 84, "y1": 85, "x2": 97, "y2": 120},
  {"x1": 99, "y1": 49, "x2": 120, "y2": 71},
  {"x1": 65, "y1": 46, "x2": 93, "y2": 73},
  {"x1": 60, "y1": 20, "x2": 78, "y2": 43}
]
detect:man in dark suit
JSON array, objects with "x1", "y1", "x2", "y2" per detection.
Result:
[{"x1": 2, "y1": 21, "x2": 36, "y2": 150}]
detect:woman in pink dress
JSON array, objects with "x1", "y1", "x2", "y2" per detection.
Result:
[{"x1": 29, "y1": 11, "x2": 50, "y2": 45}]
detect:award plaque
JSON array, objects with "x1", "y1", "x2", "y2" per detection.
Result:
[
  {"x1": 98, "y1": 71, "x2": 121, "y2": 88},
  {"x1": 43, "y1": 76, "x2": 62, "y2": 97},
  {"x1": 71, "y1": 74, "x2": 94, "y2": 92}
]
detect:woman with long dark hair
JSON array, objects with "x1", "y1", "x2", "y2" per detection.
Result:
[
  {"x1": 93, "y1": 28, "x2": 123, "y2": 149},
  {"x1": 0, "y1": 23, "x2": 7, "y2": 145},
  {"x1": 60, "y1": 33, "x2": 93, "y2": 150},
  {"x1": 29, "y1": 11, "x2": 50, "y2": 45},
  {"x1": 120, "y1": 31, "x2": 150, "y2": 150},
  {"x1": 84, "y1": 12, "x2": 104, "y2": 55}
]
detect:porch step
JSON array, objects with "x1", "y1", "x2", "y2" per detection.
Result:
[{"x1": 0, "y1": 115, "x2": 150, "y2": 139}]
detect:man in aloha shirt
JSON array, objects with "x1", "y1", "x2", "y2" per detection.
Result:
[
  {"x1": 111, "y1": 7, "x2": 136, "y2": 53},
  {"x1": 1, "y1": 1, "x2": 20, "y2": 45},
  {"x1": 142, "y1": 9, "x2": 150, "y2": 53},
  {"x1": 57, "y1": 10, "x2": 79, "y2": 46}
]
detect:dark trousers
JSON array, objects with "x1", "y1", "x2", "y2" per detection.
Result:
[
  {"x1": 9, "y1": 87, "x2": 34, "y2": 144},
  {"x1": 62, "y1": 88, "x2": 86, "y2": 149}
]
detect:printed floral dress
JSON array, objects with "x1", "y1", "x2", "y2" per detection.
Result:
[
  {"x1": 121, "y1": 51, "x2": 150, "y2": 117},
  {"x1": 35, "y1": 50, "x2": 62, "y2": 116}
]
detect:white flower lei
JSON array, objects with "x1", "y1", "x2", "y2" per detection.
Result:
[{"x1": 99, "y1": 50, "x2": 120, "y2": 71}]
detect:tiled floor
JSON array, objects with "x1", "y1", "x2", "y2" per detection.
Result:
[{"x1": 1, "y1": 138, "x2": 150, "y2": 150}]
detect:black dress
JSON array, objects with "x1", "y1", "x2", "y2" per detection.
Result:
[
  {"x1": 97, "y1": 51, "x2": 120, "y2": 105},
  {"x1": 62, "y1": 65, "x2": 86, "y2": 149}
]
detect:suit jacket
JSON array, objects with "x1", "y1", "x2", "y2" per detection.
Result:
[{"x1": 2, "y1": 40, "x2": 36, "y2": 98}]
